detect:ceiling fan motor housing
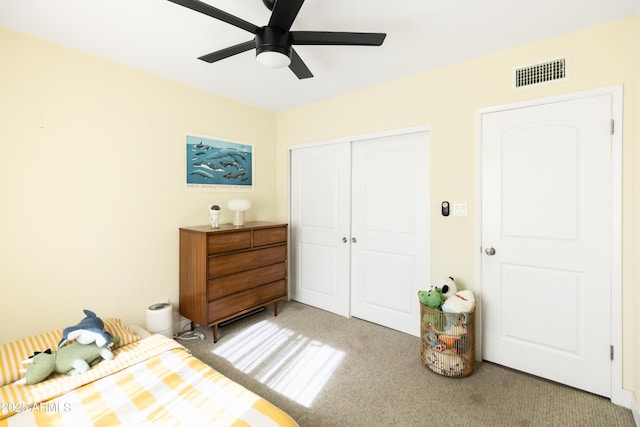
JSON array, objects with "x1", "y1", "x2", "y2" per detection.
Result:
[
  {"x1": 256, "y1": 26, "x2": 292, "y2": 58},
  {"x1": 261, "y1": 0, "x2": 275, "y2": 11}
]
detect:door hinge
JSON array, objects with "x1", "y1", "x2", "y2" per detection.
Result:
[
  {"x1": 610, "y1": 345, "x2": 614, "y2": 361},
  {"x1": 610, "y1": 119, "x2": 615, "y2": 135}
]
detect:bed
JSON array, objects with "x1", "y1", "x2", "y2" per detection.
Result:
[{"x1": 0, "y1": 319, "x2": 298, "y2": 426}]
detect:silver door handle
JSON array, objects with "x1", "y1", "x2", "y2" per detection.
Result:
[
  {"x1": 485, "y1": 247, "x2": 496, "y2": 256},
  {"x1": 342, "y1": 237, "x2": 348, "y2": 243},
  {"x1": 352, "y1": 237, "x2": 357, "y2": 243}
]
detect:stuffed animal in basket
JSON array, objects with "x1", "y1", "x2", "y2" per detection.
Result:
[
  {"x1": 58, "y1": 309, "x2": 112, "y2": 348},
  {"x1": 442, "y1": 290, "x2": 476, "y2": 314},
  {"x1": 419, "y1": 288, "x2": 446, "y2": 330},
  {"x1": 426, "y1": 351, "x2": 467, "y2": 376},
  {"x1": 438, "y1": 322, "x2": 468, "y2": 348},
  {"x1": 418, "y1": 287, "x2": 444, "y2": 310},
  {"x1": 20, "y1": 336, "x2": 119, "y2": 385},
  {"x1": 434, "y1": 276, "x2": 458, "y2": 300}
]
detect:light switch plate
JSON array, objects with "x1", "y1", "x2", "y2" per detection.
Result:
[{"x1": 453, "y1": 203, "x2": 467, "y2": 216}]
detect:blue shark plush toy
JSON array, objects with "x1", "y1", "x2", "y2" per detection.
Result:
[{"x1": 58, "y1": 310, "x2": 112, "y2": 348}]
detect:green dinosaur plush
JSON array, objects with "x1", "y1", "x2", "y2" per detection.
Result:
[{"x1": 22, "y1": 336, "x2": 120, "y2": 385}]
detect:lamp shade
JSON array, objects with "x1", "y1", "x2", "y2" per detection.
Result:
[
  {"x1": 227, "y1": 199, "x2": 251, "y2": 211},
  {"x1": 227, "y1": 199, "x2": 251, "y2": 226}
]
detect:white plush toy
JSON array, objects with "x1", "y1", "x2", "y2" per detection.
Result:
[
  {"x1": 435, "y1": 276, "x2": 458, "y2": 300},
  {"x1": 442, "y1": 290, "x2": 476, "y2": 313},
  {"x1": 426, "y1": 351, "x2": 468, "y2": 376}
]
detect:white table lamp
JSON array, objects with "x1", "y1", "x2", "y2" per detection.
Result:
[{"x1": 227, "y1": 199, "x2": 251, "y2": 227}]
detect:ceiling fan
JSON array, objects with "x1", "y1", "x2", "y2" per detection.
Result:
[{"x1": 168, "y1": 0, "x2": 386, "y2": 79}]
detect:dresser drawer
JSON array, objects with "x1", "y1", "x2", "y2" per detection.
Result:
[
  {"x1": 207, "y1": 230, "x2": 251, "y2": 254},
  {"x1": 207, "y1": 262, "x2": 286, "y2": 300},
  {"x1": 253, "y1": 226, "x2": 287, "y2": 247},
  {"x1": 208, "y1": 245, "x2": 286, "y2": 277},
  {"x1": 207, "y1": 280, "x2": 287, "y2": 322}
]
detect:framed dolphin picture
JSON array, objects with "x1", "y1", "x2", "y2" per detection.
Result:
[{"x1": 185, "y1": 133, "x2": 254, "y2": 191}]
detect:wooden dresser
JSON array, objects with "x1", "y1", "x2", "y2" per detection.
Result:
[{"x1": 179, "y1": 222, "x2": 288, "y2": 342}]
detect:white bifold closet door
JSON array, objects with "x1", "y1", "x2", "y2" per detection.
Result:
[{"x1": 290, "y1": 131, "x2": 429, "y2": 336}]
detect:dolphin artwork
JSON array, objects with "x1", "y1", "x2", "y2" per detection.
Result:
[
  {"x1": 186, "y1": 138, "x2": 252, "y2": 186},
  {"x1": 223, "y1": 171, "x2": 246, "y2": 180},
  {"x1": 190, "y1": 170, "x2": 215, "y2": 179},
  {"x1": 196, "y1": 162, "x2": 225, "y2": 172}
]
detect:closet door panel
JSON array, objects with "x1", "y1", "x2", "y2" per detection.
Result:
[
  {"x1": 290, "y1": 142, "x2": 351, "y2": 317},
  {"x1": 350, "y1": 131, "x2": 429, "y2": 336}
]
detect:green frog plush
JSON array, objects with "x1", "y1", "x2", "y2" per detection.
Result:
[
  {"x1": 418, "y1": 287, "x2": 445, "y2": 310},
  {"x1": 419, "y1": 288, "x2": 446, "y2": 331}
]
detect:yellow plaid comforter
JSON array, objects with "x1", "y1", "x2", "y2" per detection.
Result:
[{"x1": 0, "y1": 334, "x2": 298, "y2": 426}]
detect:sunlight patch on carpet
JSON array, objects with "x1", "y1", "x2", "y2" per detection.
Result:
[{"x1": 212, "y1": 320, "x2": 344, "y2": 407}]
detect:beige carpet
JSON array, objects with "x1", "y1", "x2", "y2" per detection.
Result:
[{"x1": 180, "y1": 300, "x2": 635, "y2": 427}]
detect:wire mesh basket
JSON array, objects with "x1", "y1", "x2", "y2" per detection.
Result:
[{"x1": 420, "y1": 302, "x2": 475, "y2": 377}]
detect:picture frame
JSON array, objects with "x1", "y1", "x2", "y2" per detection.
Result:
[{"x1": 185, "y1": 133, "x2": 254, "y2": 191}]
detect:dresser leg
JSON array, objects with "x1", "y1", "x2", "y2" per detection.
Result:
[
  {"x1": 190, "y1": 321, "x2": 195, "y2": 331},
  {"x1": 212, "y1": 324, "x2": 219, "y2": 343},
  {"x1": 274, "y1": 301, "x2": 279, "y2": 317}
]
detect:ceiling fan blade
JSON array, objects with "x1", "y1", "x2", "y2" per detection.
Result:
[
  {"x1": 268, "y1": 0, "x2": 305, "y2": 31},
  {"x1": 292, "y1": 31, "x2": 386, "y2": 46},
  {"x1": 198, "y1": 40, "x2": 255, "y2": 63},
  {"x1": 168, "y1": 0, "x2": 259, "y2": 34},
  {"x1": 289, "y1": 48, "x2": 313, "y2": 79}
]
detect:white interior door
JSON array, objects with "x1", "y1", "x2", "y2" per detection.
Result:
[
  {"x1": 290, "y1": 142, "x2": 351, "y2": 317},
  {"x1": 481, "y1": 94, "x2": 614, "y2": 397},
  {"x1": 350, "y1": 132, "x2": 429, "y2": 336}
]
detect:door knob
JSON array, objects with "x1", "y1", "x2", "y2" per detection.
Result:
[
  {"x1": 485, "y1": 247, "x2": 496, "y2": 256},
  {"x1": 342, "y1": 237, "x2": 348, "y2": 243},
  {"x1": 352, "y1": 237, "x2": 357, "y2": 243}
]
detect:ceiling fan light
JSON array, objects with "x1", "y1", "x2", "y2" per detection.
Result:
[{"x1": 256, "y1": 50, "x2": 291, "y2": 69}]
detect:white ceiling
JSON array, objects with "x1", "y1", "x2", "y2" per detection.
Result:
[{"x1": 1, "y1": 0, "x2": 638, "y2": 111}]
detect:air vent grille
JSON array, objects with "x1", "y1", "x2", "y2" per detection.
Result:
[{"x1": 514, "y1": 58, "x2": 567, "y2": 89}]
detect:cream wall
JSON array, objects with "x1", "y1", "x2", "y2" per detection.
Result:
[
  {"x1": 275, "y1": 16, "x2": 638, "y2": 396},
  {"x1": 0, "y1": 28, "x2": 277, "y2": 343}
]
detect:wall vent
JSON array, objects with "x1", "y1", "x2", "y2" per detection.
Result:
[{"x1": 513, "y1": 58, "x2": 567, "y2": 89}]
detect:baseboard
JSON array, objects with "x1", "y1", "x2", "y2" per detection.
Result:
[
  {"x1": 631, "y1": 395, "x2": 640, "y2": 427},
  {"x1": 616, "y1": 388, "x2": 640, "y2": 426}
]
